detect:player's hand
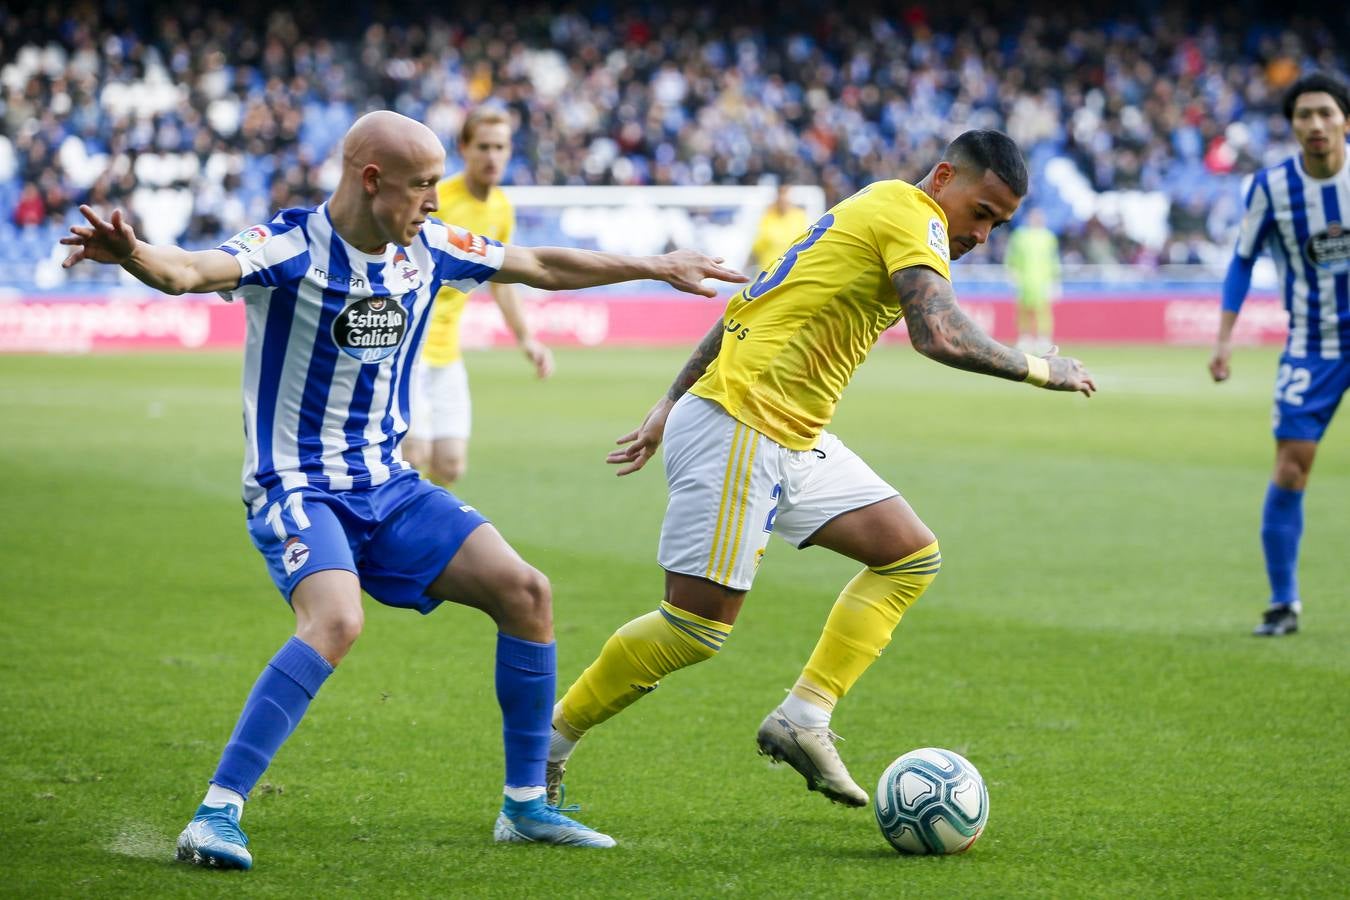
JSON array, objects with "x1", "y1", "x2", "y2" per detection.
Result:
[
  {"x1": 1209, "y1": 344, "x2": 1232, "y2": 382},
  {"x1": 522, "y1": 338, "x2": 554, "y2": 379},
  {"x1": 1041, "y1": 347, "x2": 1096, "y2": 397},
  {"x1": 60, "y1": 205, "x2": 137, "y2": 268},
  {"x1": 606, "y1": 397, "x2": 675, "y2": 476},
  {"x1": 655, "y1": 250, "x2": 749, "y2": 298}
]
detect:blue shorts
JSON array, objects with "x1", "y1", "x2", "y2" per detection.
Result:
[
  {"x1": 246, "y1": 470, "x2": 489, "y2": 614},
  {"x1": 1271, "y1": 353, "x2": 1350, "y2": 442}
]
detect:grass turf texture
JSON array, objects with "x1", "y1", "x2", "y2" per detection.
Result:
[{"x1": 1, "y1": 345, "x2": 1346, "y2": 898}]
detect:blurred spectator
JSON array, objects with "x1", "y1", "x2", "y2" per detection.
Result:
[
  {"x1": 1, "y1": 0, "x2": 1346, "y2": 273},
  {"x1": 13, "y1": 183, "x2": 44, "y2": 226}
]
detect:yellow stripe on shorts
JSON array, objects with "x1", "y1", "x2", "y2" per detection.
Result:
[
  {"x1": 718, "y1": 433, "x2": 759, "y2": 584},
  {"x1": 707, "y1": 422, "x2": 748, "y2": 580}
]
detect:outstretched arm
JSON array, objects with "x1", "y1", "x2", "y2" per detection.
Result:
[
  {"x1": 61, "y1": 205, "x2": 241, "y2": 295},
  {"x1": 492, "y1": 245, "x2": 747, "y2": 297},
  {"x1": 895, "y1": 265, "x2": 1095, "y2": 396},
  {"x1": 606, "y1": 318, "x2": 726, "y2": 476}
]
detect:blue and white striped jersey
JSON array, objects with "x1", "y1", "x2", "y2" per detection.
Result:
[
  {"x1": 217, "y1": 204, "x2": 505, "y2": 512},
  {"x1": 1235, "y1": 153, "x2": 1350, "y2": 358}
]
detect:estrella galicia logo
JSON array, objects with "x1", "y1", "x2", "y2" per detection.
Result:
[
  {"x1": 332, "y1": 295, "x2": 409, "y2": 363},
  {"x1": 1304, "y1": 221, "x2": 1350, "y2": 273}
]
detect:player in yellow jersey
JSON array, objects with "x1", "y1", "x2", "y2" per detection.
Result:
[
  {"x1": 747, "y1": 183, "x2": 808, "y2": 273},
  {"x1": 405, "y1": 107, "x2": 554, "y2": 486},
  {"x1": 546, "y1": 131, "x2": 1096, "y2": 819}
]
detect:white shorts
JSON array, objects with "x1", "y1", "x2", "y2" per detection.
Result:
[
  {"x1": 408, "y1": 359, "x2": 471, "y2": 441},
  {"x1": 658, "y1": 394, "x2": 899, "y2": 591}
]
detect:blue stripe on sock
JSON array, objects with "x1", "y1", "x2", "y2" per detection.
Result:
[{"x1": 659, "y1": 608, "x2": 725, "y2": 650}]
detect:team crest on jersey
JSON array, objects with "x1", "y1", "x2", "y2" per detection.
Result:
[
  {"x1": 332, "y1": 295, "x2": 410, "y2": 363},
  {"x1": 1304, "y1": 221, "x2": 1350, "y2": 273},
  {"x1": 927, "y1": 217, "x2": 950, "y2": 261},
  {"x1": 281, "y1": 537, "x2": 310, "y2": 575},
  {"x1": 392, "y1": 248, "x2": 420, "y2": 282},
  {"x1": 224, "y1": 225, "x2": 271, "y2": 255}
]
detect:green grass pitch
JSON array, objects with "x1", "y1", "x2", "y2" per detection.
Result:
[{"x1": 1, "y1": 344, "x2": 1347, "y2": 898}]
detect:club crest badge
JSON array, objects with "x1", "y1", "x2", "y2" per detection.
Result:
[{"x1": 281, "y1": 537, "x2": 310, "y2": 575}]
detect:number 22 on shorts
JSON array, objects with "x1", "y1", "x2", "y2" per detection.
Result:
[{"x1": 1274, "y1": 363, "x2": 1310, "y2": 406}]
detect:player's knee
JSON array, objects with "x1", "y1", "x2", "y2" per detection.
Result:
[
  {"x1": 300, "y1": 607, "x2": 365, "y2": 664},
  {"x1": 496, "y1": 564, "x2": 553, "y2": 632},
  {"x1": 432, "y1": 456, "x2": 466, "y2": 485}
]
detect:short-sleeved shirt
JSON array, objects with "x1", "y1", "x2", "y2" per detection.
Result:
[
  {"x1": 420, "y1": 174, "x2": 516, "y2": 367},
  {"x1": 750, "y1": 205, "x2": 809, "y2": 272},
  {"x1": 691, "y1": 180, "x2": 951, "y2": 449},
  {"x1": 1235, "y1": 153, "x2": 1350, "y2": 359},
  {"x1": 217, "y1": 204, "x2": 505, "y2": 512}
]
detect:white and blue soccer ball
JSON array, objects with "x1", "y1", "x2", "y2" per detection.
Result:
[{"x1": 874, "y1": 747, "x2": 989, "y2": 855}]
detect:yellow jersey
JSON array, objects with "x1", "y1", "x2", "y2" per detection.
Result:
[
  {"x1": 691, "y1": 180, "x2": 952, "y2": 450},
  {"x1": 750, "y1": 204, "x2": 809, "y2": 272},
  {"x1": 421, "y1": 174, "x2": 516, "y2": 367}
]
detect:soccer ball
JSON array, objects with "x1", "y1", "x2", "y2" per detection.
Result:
[{"x1": 874, "y1": 747, "x2": 989, "y2": 854}]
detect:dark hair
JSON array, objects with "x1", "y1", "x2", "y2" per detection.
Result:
[
  {"x1": 942, "y1": 130, "x2": 1028, "y2": 197},
  {"x1": 1282, "y1": 73, "x2": 1350, "y2": 120}
]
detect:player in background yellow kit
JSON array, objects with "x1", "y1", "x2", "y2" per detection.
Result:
[
  {"x1": 747, "y1": 183, "x2": 808, "y2": 274},
  {"x1": 405, "y1": 107, "x2": 554, "y2": 486},
  {"x1": 546, "y1": 131, "x2": 1097, "y2": 818}
]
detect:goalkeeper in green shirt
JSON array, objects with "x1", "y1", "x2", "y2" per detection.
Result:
[{"x1": 1005, "y1": 208, "x2": 1061, "y2": 353}]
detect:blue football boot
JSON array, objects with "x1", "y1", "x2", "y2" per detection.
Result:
[
  {"x1": 493, "y1": 796, "x2": 616, "y2": 848},
  {"x1": 175, "y1": 803, "x2": 252, "y2": 869}
]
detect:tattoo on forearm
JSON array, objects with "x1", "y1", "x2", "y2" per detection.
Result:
[
  {"x1": 667, "y1": 320, "x2": 726, "y2": 400},
  {"x1": 896, "y1": 268, "x2": 1028, "y2": 382}
]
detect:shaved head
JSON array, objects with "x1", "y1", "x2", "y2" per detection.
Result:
[
  {"x1": 330, "y1": 110, "x2": 446, "y2": 251},
  {"x1": 343, "y1": 110, "x2": 444, "y2": 174}
]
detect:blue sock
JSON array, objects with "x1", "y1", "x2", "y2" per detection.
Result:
[
  {"x1": 210, "y1": 637, "x2": 333, "y2": 796},
  {"x1": 495, "y1": 633, "x2": 556, "y2": 790},
  {"x1": 1260, "y1": 482, "x2": 1304, "y2": 608}
]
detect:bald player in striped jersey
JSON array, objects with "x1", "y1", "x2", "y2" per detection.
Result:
[
  {"x1": 546, "y1": 131, "x2": 1095, "y2": 818},
  {"x1": 1210, "y1": 72, "x2": 1350, "y2": 638},
  {"x1": 61, "y1": 110, "x2": 745, "y2": 867}
]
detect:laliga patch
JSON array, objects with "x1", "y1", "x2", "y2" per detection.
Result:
[
  {"x1": 224, "y1": 225, "x2": 272, "y2": 255},
  {"x1": 927, "y1": 217, "x2": 950, "y2": 261},
  {"x1": 1304, "y1": 221, "x2": 1350, "y2": 273},
  {"x1": 281, "y1": 537, "x2": 310, "y2": 575},
  {"x1": 332, "y1": 295, "x2": 409, "y2": 363}
]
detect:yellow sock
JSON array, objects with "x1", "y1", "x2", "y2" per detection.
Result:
[
  {"x1": 792, "y1": 541, "x2": 941, "y2": 712},
  {"x1": 555, "y1": 601, "x2": 733, "y2": 740}
]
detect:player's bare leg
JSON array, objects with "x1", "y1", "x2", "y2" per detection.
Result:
[
  {"x1": 402, "y1": 435, "x2": 430, "y2": 473},
  {"x1": 428, "y1": 526, "x2": 614, "y2": 847},
  {"x1": 428, "y1": 437, "x2": 468, "y2": 487},
  {"x1": 758, "y1": 496, "x2": 939, "y2": 807}
]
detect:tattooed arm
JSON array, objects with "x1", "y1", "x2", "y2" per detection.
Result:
[
  {"x1": 606, "y1": 318, "x2": 726, "y2": 475},
  {"x1": 894, "y1": 266, "x2": 1096, "y2": 396}
]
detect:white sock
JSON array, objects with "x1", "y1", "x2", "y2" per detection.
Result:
[
  {"x1": 779, "y1": 693, "x2": 831, "y2": 730},
  {"x1": 203, "y1": 784, "x2": 246, "y2": 814},
  {"x1": 504, "y1": 785, "x2": 546, "y2": 802},
  {"x1": 548, "y1": 724, "x2": 578, "y2": 763}
]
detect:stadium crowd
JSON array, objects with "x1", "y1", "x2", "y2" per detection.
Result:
[{"x1": 0, "y1": 1, "x2": 1344, "y2": 279}]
